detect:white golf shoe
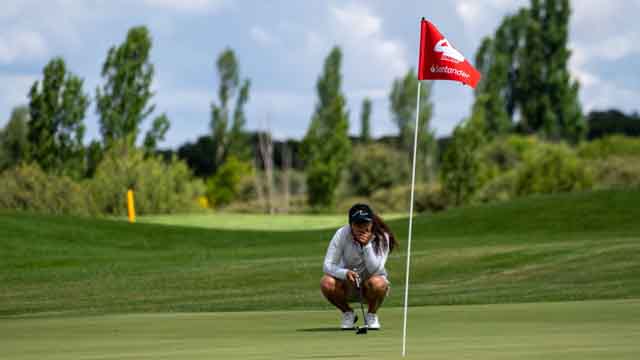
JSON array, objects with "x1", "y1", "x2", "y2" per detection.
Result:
[
  {"x1": 341, "y1": 311, "x2": 358, "y2": 330},
  {"x1": 365, "y1": 313, "x2": 380, "y2": 330}
]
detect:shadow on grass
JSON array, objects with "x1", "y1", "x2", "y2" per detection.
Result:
[
  {"x1": 296, "y1": 327, "x2": 346, "y2": 332},
  {"x1": 294, "y1": 355, "x2": 365, "y2": 359}
]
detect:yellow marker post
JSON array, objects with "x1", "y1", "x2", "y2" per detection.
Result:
[{"x1": 127, "y1": 189, "x2": 136, "y2": 223}]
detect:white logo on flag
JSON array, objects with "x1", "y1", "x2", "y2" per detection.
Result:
[
  {"x1": 430, "y1": 65, "x2": 470, "y2": 78},
  {"x1": 434, "y1": 39, "x2": 465, "y2": 63}
]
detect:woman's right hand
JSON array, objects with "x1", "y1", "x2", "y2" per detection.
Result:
[{"x1": 347, "y1": 270, "x2": 359, "y2": 285}]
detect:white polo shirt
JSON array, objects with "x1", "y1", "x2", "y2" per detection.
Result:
[{"x1": 323, "y1": 224, "x2": 389, "y2": 280}]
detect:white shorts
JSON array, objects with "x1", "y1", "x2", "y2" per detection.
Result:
[{"x1": 344, "y1": 275, "x2": 390, "y2": 303}]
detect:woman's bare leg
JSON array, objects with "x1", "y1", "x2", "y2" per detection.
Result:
[
  {"x1": 320, "y1": 275, "x2": 352, "y2": 313},
  {"x1": 363, "y1": 275, "x2": 389, "y2": 313}
]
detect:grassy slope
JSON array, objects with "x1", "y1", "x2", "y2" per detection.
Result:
[
  {"x1": 3, "y1": 300, "x2": 640, "y2": 360},
  {"x1": 1, "y1": 189, "x2": 639, "y2": 316}
]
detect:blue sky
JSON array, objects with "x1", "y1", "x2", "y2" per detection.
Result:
[{"x1": 1, "y1": 0, "x2": 639, "y2": 148}]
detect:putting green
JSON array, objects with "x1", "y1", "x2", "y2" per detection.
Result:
[{"x1": 3, "y1": 299, "x2": 639, "y2": 359}]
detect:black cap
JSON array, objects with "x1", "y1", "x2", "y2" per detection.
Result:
[{"x1": 349, "y1": 203, "x2": 374, "y2": 224}]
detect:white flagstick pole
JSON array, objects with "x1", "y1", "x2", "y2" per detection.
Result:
[{"x1": 402, "y1": 80, "x2": 422, "y2": 357}]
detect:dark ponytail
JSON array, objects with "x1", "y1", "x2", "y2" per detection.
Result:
[{"x1": 371, "y1": 214, "x2": 398, "y2": 255}]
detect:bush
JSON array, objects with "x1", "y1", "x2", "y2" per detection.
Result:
[
  {"x1": 477, "y1": 135, "x2": 543, "y2": 182},
  {"x1": 206, "y1": 156, "x2": 253, "y2": 207},
  {"x1": 370, "y1": 182, "x2": 449, "y2": 213},
  {"x1": 577, "y1": 135, "x2": 640, "y2": 159},
  {"x1": 474, "y1": 136, "x2": 598, "y2": 203},
  {"x1": 590, "y1": 156, "x2": 640, "y2": 189},
  {"x1": 473, "y1": 170, "x2": 517, "y2": 204},
  {"x1": 514, "y1": 143, "x2": 593, "y2": 196},
  {"x1": 91, "y1": 143, "x2": 205, "y2": 215},
  {"x1": 0, "y1": 163, "x2": 97, "y2": 216},
  {"x1": 349, "y1": 144, "x2": 409, "y2": 196}
]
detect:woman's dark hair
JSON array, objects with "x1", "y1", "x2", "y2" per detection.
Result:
[
  {"x1": 371, "y1": 214, "x2": 398, "y2": 255},
  {"x1": 349, "y1": 203, "x2": 398, "y2": 255}
]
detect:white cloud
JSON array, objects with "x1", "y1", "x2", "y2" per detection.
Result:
[
  {"x1": 250, "y1": 26, "x2": 278, "y2": 47},
  {"x1": 349, "y1": 88, "x2": 387, "y2": 100},
  {"x1": 155, "y1": 88, "x2": 211, "y2": 112},
  {"x1": 247, "y1": 90, "x2": 315, "y2": 140},
  {"x1": 328, "y1": 2, "x2": 408, "y2": 83},
  {"x1": 0, "y1": 73, "x2": 38, "y2": 125},
  {"x1": 455, "y1": 1, "x2": 483, "y2": 27},
  {"x1": 572, "y1": 0, "x2": 629, "y2": 38},
  {"x1": 143, "y1": 0, "x2": 226, "y2": 12},
  {"x1": 581, "y1": 79, "x2": 640, "y2": 113},
  {"x1": 332, "y1": 3, "x2": 382, "y2": 38},
  {"x1": 569, "y1": 31, "x2": 639, "y2": 92},
  {"x1": 454, "y1": 0, "x2": 527, "y2": 40},
  {"x1": 0, "y1": 30, "x2": 48, "y2": 64},
  {"x1": 569, "y1": 45, "x2": 601, "y2": 87}
]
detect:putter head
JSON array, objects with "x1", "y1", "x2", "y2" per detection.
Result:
[{"x1": 356, "y1": 325, "x2": 368, "y2": 335}]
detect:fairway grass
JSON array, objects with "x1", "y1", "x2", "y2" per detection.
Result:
[
  {"x1": 3, "y1": 300, "x2": 639, "y2": 360},
  {"x1": 1, "y1": 189, "x2": 640, "y2": 316},
  {"x1": 136, "y1": 212, "x2": 406, "y2": 231}
]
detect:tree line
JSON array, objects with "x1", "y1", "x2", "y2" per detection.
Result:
[{"x1": 1, "y1": 0, "x2": 639, "y2": 215}]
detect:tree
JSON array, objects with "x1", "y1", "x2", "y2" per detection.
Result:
[
  {"x1": 257, "y1": 120, "x2": 275, "y2": 214},
  {"x1": 27, "y1": 57, "x2": 89, "y2": 175},
  {"x1": 474, "y1": 0, "x2": 585, "y2": 143},
  {"x1": 96, "y1": 26, "x2": 169, "y2": 150},
  {"x1": 587, "y1": 109, "x2": 640, "y2": 139},
  {"x1": 177, "y1": 135, "x2": 216, "y2": 177},
  {"x1": 390, "y1": 69, "x2": 435, "y2": 180},
  {"x1": 143, "y1": 114, "x2": 170, "y2": 154},
  {"x1": 440, "y1": 110, "x2": 487, "y2": 206},
  {"x1": 205, "y1": 155, "x2": 252, "y2": 207},
  {"x1": 518, "y1": 0, "x2": 585, "y2": 142},
  {"x1": 85, "y1": 140, "x2": 103, "y2": 178},
  {"x1": 302, "y1": 46, "x2": 351, "y2": 208},
  {"x1": 473, "y1": 9, "x2": 528, "y2": 137},
  {"x1": 0, "y1": 106, "x2": 29, "y2": 170},
  {"x1": 360, "y1": 98, "x2": 372, "y2": 143},
  {"x1": 210, "y1": 48, "x2": 251, "y2": 168},
  {"x1": 350, "y1": 143, "x2": 409, "y2": 196}
]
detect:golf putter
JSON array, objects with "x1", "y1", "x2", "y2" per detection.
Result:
[{"x1": 354, "y1": 271, "x2": 368, "y2": 335}]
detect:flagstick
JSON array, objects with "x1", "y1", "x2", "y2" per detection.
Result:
[{"x1": 402, "y1": 80, "x2": 422, "y2": 357}]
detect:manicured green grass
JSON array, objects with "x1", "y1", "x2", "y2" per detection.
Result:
[
  {"x1": 1, "y1": 189, "x2": 639, "y2": 316},
  {"x1": 137, "y1": 212, "x2": 406, "y2": 231},
  {"x1": 3, "y1": 300, "x2": 639, "y2": 359}
]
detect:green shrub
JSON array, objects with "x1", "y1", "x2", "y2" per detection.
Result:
[
  {"x1": 475, "y1": 136, "x2": 598, "y2": 203},
  {"x1": 477, "y1": 135, "x2": 544, "y2": 183},
  {"x1": 349, "y1": 143, "x2": 409, "y2": 196},
  {"x1": 577, "y1": 135, "x2": 640, "y2": 159},
  {"x1": 91, "y1": 143, "x2": 205, "y2": 215},
  {"x1": 514, "y1": 143, "x2": 593, "y2": 195},
  {"x1": 473, "y1": 170, "x2": 517, "y2": 204},
  {"x1": 371, "y1": 182, "x2": 448, "y2": 213},
  {"x1": 206, "y1": 156, "x2": 253, "y2": 207},
  {"x1": 0, "y1": 163, "x2": 96, "y2": 216},
  {"x1": 590, "y1": 156, "x2": 640, "y2": 189}
]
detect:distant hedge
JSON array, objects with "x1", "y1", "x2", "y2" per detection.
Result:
[
  {"x1": 0, "y1": 163, "x2": 97, "y2": 216},
  {"x1": 0, "y1": 144, "x2": 206, "y2": 216}
]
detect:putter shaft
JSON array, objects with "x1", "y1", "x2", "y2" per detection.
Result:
[{"x1": 354, "y1": 271, "x2": 368, "y2": 334}]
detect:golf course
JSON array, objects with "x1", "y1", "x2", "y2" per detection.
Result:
[{"x1": 2, "y1": 189, "x2": 639, "y2": 359}]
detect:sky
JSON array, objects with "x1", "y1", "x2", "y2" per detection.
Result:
[{"x1": 1, "y1": 0, "x2": 639, "y2": 148}]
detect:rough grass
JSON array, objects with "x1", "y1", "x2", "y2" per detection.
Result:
[{"x1": 1, "y1": 189, "x2": 639, "y2": 316}]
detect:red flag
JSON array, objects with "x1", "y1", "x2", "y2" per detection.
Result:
[{"x1": 418, "y1": 18, "x2": 481, "y2": 88}]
